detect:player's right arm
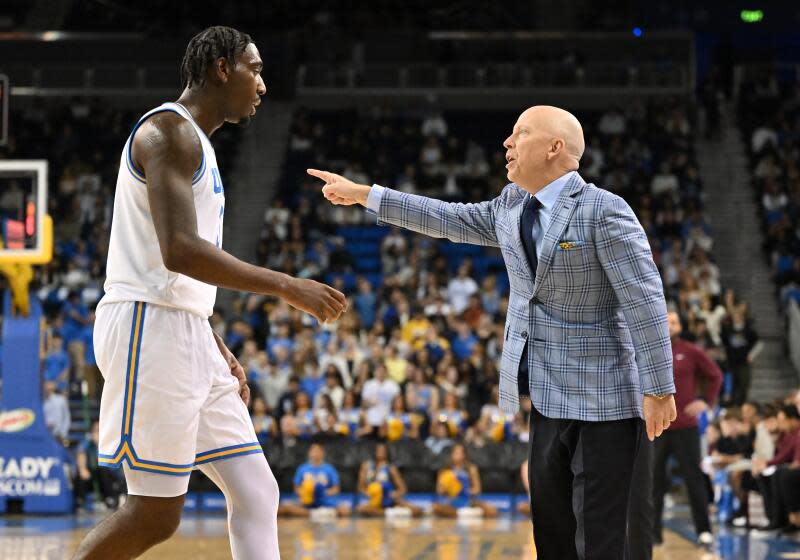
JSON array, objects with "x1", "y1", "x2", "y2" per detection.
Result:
[{"x1": 132, "y1": 114, "x2": 346, "y2": 323}]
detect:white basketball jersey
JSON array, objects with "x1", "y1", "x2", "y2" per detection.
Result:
[{"x1": 99, "y1": 102, "x2": 225, "y2": 318}]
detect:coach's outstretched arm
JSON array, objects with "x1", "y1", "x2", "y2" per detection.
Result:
[
  {"x1": 136, "y1": 113, "x2": 347, "y2": 324},
  {"x1": 308, "y1": 169, "x2": 501, "y2": 247}
]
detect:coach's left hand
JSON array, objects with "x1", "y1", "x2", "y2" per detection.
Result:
[{"x1": 643, "y1": 394, "x2": 677, "y2": 441}]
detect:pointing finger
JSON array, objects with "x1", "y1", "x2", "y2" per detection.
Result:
[{"x1": 307, "y1": 168, "x2": 333, "y2": 183}]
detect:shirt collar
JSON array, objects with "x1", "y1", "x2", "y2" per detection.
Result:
[{"x1": 529, "y1": 171, "x2": 575, "y2": 211}]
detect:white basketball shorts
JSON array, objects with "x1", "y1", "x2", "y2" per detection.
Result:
[{"x1": 94, "y1": 301, "x2": 261, "y2": 497}]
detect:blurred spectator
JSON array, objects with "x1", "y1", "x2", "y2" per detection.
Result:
[
  {"x1": 278, "y1": 443, "x2": 350, "y2": 518},
  {"x1": 314, "y1": 393, "x2": 339, "y2": 436},
  {"x1": 405, "y1": 365, "x2": 440, "y2": 419},
  {"x1": 421, "y1": 111, "x2": 448, "y2": 137},
  {"x1": 597, "y1": 107, "x2": 626, "y2": 135},
  {"x1": 42, "y1": 381, "x2": 70, "y2": 442},
  {"x1": 450, "y1": 321, "x2": 478, "y2": 361},
  {"x1": 356, "y1": 442, "x2": 423, "y2": 517},
  {"x1": 276, "y1": 376, "x2": 301, "y2": 420},
  {"x1": 251, "y1": 396, "x2": 278, "y2": 445},
  {"x1": 447, "y1": 262, "x2": 478, "y2": 314},
  {"x1": 335, "y1": 390, "x2": 368, "y2": 439},
  {"x1": 381, "y1": 394, "x2": 421, "y2": 441},
  {"x1": 42, "y1": 334, "x2": 70, "y2": 393},
  {"x1": 469, "y1": 386, "x2": 516, "y2": 445},
  {"x1": 361, "y1": 362, "x2": 400, "y2": 433},
  {"x1": 751, "y1": 404, "x2": 800, "y2": 532},
  {"x1": 315, "y1": 365, "x2": 346, "y2": 410},
  {"x1": 280, "y1": 391, "x2": 317, "y2": 441},
  {"x1": 437, "y1": 392, "x2": 468, "y2": 438},
  {"x1": 353, "y1": 277, "x2": 377, "y2": 330},
  {"x1": 720, "y1": 305, "x2": 762, "y2": 405},
  {"x1": 425, "y1": 419, "x2": 455, "y2": 455},
  {"x1": 432, "y1": 443, "x2": 497, "y2": 518}
]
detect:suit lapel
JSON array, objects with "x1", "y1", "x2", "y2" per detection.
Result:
[
  {"x1": 509, "y1": 189, "x2": 535, "y2": 294},
  {"x1": 533, "y1": 173, "x2": 586, "y2": 296}
]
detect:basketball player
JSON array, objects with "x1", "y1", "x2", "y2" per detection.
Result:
[{"x1": 72, "y1": 27, "x2": 346, "y2": 560}]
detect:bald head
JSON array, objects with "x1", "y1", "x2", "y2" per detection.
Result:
[
  {"x1": 521, "y1": 106, "x2": 585, "y2": 162},
  {"x1": 503, "y1": 105, "x2": 585, "y2": 193}
]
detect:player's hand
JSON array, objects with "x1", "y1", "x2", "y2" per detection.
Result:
[
  {"x1": 683, "y1": 399, "x2": 709, "y2": 418},
  {"x1": 284, "y1": 277, "x2": 347, "y2": 324},
  {"x1": 643, "y1": 394, "x2": 677, "y2": 441},
  {"x1": 307, "y1": 168, "x2": 371, "y2": 207},
  {"x1": 214, "y1": 333, "x2": 250, "y2": 407},
  {"x1": 228, "y1": 353, "x2": 250, "y2": 407}
]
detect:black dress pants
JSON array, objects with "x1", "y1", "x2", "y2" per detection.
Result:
[
  {"x1": 528, "y1": 405, "x2": 642, "y2": 560},
  {"x1": 625, "y1": 430, "x2": 654, "y2": 560}
]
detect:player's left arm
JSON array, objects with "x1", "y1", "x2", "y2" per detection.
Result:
[{"x1": 212, "y1": 330, "x2": 250, "y2": 407}]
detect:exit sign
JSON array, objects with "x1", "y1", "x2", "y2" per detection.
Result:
[{"x1": 740, "y1": 9, "x2": 764, "y2": 23}]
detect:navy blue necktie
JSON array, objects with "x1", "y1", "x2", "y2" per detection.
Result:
[
  {"x1": 520, "y1": 195, "x2": 542, "y2": 278},
  {"x1": 518, "y1": 195, "x2": 541, "y2": 398}
]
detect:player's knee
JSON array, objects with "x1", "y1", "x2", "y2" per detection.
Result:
[
  {"x1": 128, "y1": 495, "x2": 184, "y2": 544},
  {"x1": 253, "y1": 468, "x2": 280, "y2": 517}
]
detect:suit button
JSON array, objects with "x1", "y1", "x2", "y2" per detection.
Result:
[{"x1": 520, "y1": 331, "x2": 528, "y2": 338}]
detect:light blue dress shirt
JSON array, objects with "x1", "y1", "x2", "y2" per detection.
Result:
[{"x1": 367, "y1": 171, "x2": 575, "y2": 257}]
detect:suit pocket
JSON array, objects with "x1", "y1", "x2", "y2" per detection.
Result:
[{"x1": 567, "y1": 335, "x2": 621, "y2": 357}]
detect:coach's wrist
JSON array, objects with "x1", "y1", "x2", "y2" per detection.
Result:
[{"x1": 644, "y1": 393, "x2": 674, "y2": 400}]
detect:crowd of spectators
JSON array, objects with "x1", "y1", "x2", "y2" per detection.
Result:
[
  {"x1": 739, "y1": 73, "x2": 800, "y2": 313},
  {"x1": 701, "y1": 391, "x2": 800, "y2": 533}
]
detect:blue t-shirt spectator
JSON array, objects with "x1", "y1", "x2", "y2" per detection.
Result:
[
  {"x1": 43, "y1": 348, "x2": 70, "y2": 392},
  {"x1": 294, "y1": 461, "x2": 340, "y2": 507},
  {"x1": 354, "y1": 290, "x2": 377, "y2": 329},
  {"x1": 267, "y1": 334, "x2": 294, "y2": 361},
  {"x1": 300, "y1": 373, "x2": 325, "y2": 401},
  {"x1": 61, "y1": 297, "x2": 89, "y2": 345},
  {"x1": 294, "y1": 462, "x2": 340, "y2": 489},
  {"x1": 451, "y1": 332, "x2": 478, "y2": 361}
]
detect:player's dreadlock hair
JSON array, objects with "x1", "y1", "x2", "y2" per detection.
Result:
[{"x1": 180, "y1": 26, "x2": 252, "y2": 89}]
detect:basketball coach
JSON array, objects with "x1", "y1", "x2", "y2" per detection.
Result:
[{"x1": 309, "y1": 105, "x2": 677, "y2": 560}]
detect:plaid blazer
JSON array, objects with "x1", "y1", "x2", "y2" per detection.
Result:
[{"x1": 374, "y1": 172, "x2": 675, "y2": 421}]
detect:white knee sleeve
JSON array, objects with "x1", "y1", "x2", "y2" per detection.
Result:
[{"x1": 199, "y1": 453, "x2": 280, "y2": 559}]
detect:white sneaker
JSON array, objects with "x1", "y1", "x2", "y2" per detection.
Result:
[
  {"x1": 732, "y1": 516, "x2": 747, "y2": 528},
  {"x1": 698, "y1": 531, "x2": 714, "y2": 546}
]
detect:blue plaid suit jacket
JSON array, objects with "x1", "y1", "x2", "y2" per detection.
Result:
[{"x1": 373, "y1": 172, "x2": 675, "y2": 421}]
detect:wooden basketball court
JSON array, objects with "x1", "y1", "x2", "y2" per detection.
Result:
[{"x1": 0, "y1": 515, "x2": 715, "y2": 559}]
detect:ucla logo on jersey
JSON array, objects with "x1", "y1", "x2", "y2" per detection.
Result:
[{"x1": 211, "y1": 168, "x2": 224, "y2": 194}]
